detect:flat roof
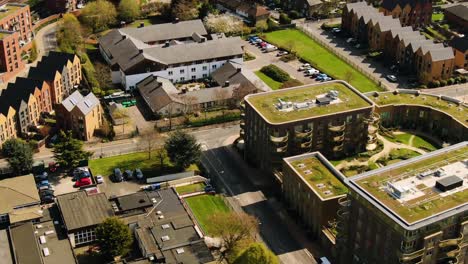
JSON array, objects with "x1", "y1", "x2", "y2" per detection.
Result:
[
  {"x1": 245, "y1": 81, "x2": 373, "y2": 124},
  {"x1": 284, "y1": 152, "x2": 347, "y2": 200},
  {"x1": 369, "y1": 90, "x2": 468, "y2": 126},
  {"x1": 33, "y1": 221, "x2": 76, "y2": 264},
  {"x1": 10, "y1": 222, "x2": 42, "y2": 264},
  {"x1": 57, "y1": 191, "x2": 114, "y2": 231},
  {"x1": 349, "y1": 142, "x2": 468, "y2": 227},
  {"x1": 0, "y1": 230, "x2": 13, "y2": 264},
  {"x1": 0, "y1": 4, "x2": 24, "y2": 20}
]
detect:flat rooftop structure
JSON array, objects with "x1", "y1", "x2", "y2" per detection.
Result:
[
  {"x1": 284, "y1": 152, "x2": 347, "y2": 200},
  {"x1": 33, "y1": 221, "x2": 76, "y2": 264},
  {"x1": 349, "y1": 142, "x2": 468, "y2": 228},
  {"x1": 245, "y1": 81, "x2": 373, "y2": 124},
  {"x1": 369, "y1": 90, "x2": 468, "y2": 126},
  {"x1": 0, "y1": 4, "x2": 24, "y2": 20},
  {"x1": 9, "y1": 222, "x2": 42, "y2": 264}
]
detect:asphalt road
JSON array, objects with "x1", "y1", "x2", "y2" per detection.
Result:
[{"x1": 200, "y1": 144, "x2": 318, "y2": 263}]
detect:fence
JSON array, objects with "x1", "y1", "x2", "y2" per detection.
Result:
[{"x1": 296, "y1": 23, "x2": 390, "y2": 91}]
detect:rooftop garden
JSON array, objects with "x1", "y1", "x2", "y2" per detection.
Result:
[
  {"x1": 355, "y1": 146, "x2": 468, "y2": 223},
  {"x1": 370, "y1": 92, "x2": 467, "y2": 126},
  {"x1": 290, "y1": 157, "x2": 347, "y2": 199},
  {"x1": 0, "y1": 5, "x2": 22, "y2": 20},
  {"x1": 246, "y1": 82, "x2": 372, "y2": 124}
]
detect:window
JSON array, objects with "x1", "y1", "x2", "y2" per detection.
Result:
[
  {"x1": 0, "y1": 214, "x2": 8, "y2": 223},
  {"x1": 202, "y1": 73, "x2": 207, "y2": 78},
  {"x1": 168, "y1": 71, "x2": 173, "y2": 76},
  {"x1": 74, "y1": 229, "x2": 96, "y2": 245},
  {"x1": 212, "y1": 65, "x2": 217, "y2": 69},
  {"x1": 191, "y1": 75, "x2": 196, "y2": 80},
  {"x1": 202, "y1": 66, "x2": 207, "y2": 71},
  {"x1": 180, "y1": 77, "x2": 185, "y2": 81},
  {"x1": 191, "y1": 67, "x2": 196, "y2": 72},
  {"x1": 180, "y1": 69, "x2": 185, "y2": 74}
]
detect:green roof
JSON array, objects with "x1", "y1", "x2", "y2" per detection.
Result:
[
  {"x1": 245, "y1": 81, "x2": 373, "y2": 124},
  {"x1": 0, "y1": 4, "x2": 23, "y2": 20},
  {"x1": 354, "y1": 145, "x2": 468, "y2": 224},
  {"x1": 369, "y1": 92, "x2": 468, "y2": 126},
  {"x1": 287, "y1": 155, "x2": 347, "y2": 199}
]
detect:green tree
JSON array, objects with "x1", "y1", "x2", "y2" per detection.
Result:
[
  {"x1": 53, "y1": 131, "x2": 93, "y2": 169},
  {"x1": 2, "y1": 139, "x2": 33, "y2": 175},
  {"x1": 28, "y1": 40, "x2": 38, "y2": 63},
  {"x1": 233, "y1": 243, "x2": 279, "y2": 264},
  {"x1": 57, "y1": 14, "x2": 83, "y2": 53},
  {"x1": 118, "y1": 0, "x2": 141, "y2": 22},
  {"x1": 164, "y1": 130, "x2": 201, "y2": 169},
  {"x1": 171, "y1": 0, "x2": 199, "y2": 21},
  {"x1": 80, "y1": 0, "x2": 117, "y2": 32},
  {"x1": 95, "y1": 217, "x2": 133, "y2": 259}
]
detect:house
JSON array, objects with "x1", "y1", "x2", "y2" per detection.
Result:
[
  {"x1": 99, "y1": 19, "x2": 244, "y2": 90},
  {"x1": 56, "y1": 191, "x2": 114, "y2": 247},
  {"x1": 444, "y1": 4, "x2": 468, "y2": 33},
  {"x1": 380, "y1": 0, "x2": 432, "y2": 28},
  {"x1": 0, "y1": 104, "x2": 16, "y2": 146},
  {"x1": 449, "y1": 36, "x2": 468, "y2": 70},
  {"x1": 56, "y1": 91, "x2": 103, "y2": 141},
  {"x1": 45, "y1": 0, "x2": 78, "y2": 13},
  {"x1": 0, "y1": 174, "x2": 42, "y2": 225},
  {"x1": 236, "y1": 3, "x2": 270, "y2": 24},
  {"x1": 284, "y1": 0, "x2": 323, "y2": 18}
]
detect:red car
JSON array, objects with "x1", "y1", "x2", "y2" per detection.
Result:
[{"x1": 74, "y1": 177, "x2": 91, "y2": 188}]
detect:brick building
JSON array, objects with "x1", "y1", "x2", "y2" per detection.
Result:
[
  {"x1": 380, "y1": 0, "x2": 432, "y2": 28},
  {"x1": 449, "y1": 36, "x2": 468, "y2": 70},
  {"x1": 444, "y1": 4, "x2": 468, "y2": 34}
]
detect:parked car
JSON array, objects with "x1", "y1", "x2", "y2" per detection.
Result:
[
  {"x1": 316, "y1": 73, "x2": 328, "y2": 81},
  {"x1": 277, "y1": 50, "x2": 288, "y2": 56},
  {"x1": 124, "y1": 170, "x2": 134, "y2": 180},
  {"x1": 74, "y1": 177, "x2": 91, "y2": 188},
  {"x1": 40, "y1": 189, "x2": 54, "y2": 197},
  {"x1": 309, "y1": 72, "x2": 320, "y2": 78},
  {"x1": 346, "y1": 37, "x2": 356, "y2": 43},
  {"x1": 247, "y1": 35, "x2": 258, "y2": 42},
  {"x1": 48, "y1": 162, "x2": 58, "y2": 173},
  {"x1": 39, "y1": 185, "x2": 54, "y2": 191},
  {"x1": 263, "y1": 45, "x2": 277, "y2": 52},
  {"x1": 134, "y1": 169, "x2": 144, "y2": 180},
  {"x1": 41, "y1": 195, "x2": 55, "y2": 203},
  {"x1": 321, "y1": 77, "x2": 333, "y2": 82},
  {"x1": 96, "y1": 175, "x2": 104, "y2": 184},
  {"x1": 386, "y1": 74, "x2": 397, "y2": 82},
  {"x1": 354, "y1": 43, "x2": 362, "y2": 49},
  {"x1": 113, "y1": 168, "x2": 123, "y2": 182},
  {"x1": 298, "y1": 63, "x2": 311, "y2": 71},
  {"x1": 305, "y1": 68, "x2": 319, "y2": 76},
  {"x1": 332, "y1": 28, "x2": 341, "y2": 34},
  {"x1": 35, "y1": 172, "x2": 48, "y2": 182},
  {"x1": 37, "y1": 180, "x2": 50, "y2": 188}
]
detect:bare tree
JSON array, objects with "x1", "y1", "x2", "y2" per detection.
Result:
[
  {"x1": 232, "y1": 83, "x2": 256, "y2": 103},
  {"x1": 214, "y1": 88, "x2": 231, "y2": 120},
  {"x1": 139, "y1": 130, "x2": 159, "y2": 159},
  {"x1": 113, "y1": 108, "x2": 129, "y2": 134},
  {"x1": 154, "y1": 148, "x2": 167, "y2": 169},
  {"x1": 179, "y1": 94, "x2": 198, "y2": 116},
  {"x1": 210, "y1": 212, "x2": 258, "y2": 261}
]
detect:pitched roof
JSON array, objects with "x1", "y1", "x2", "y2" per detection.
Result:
[
  {"x1": 382, "y1": 0, "x2": 431, "y2": 11},
  {"x1": 137, "y1": 75, "x2": 182, "y2": 113},
  {"x1": 0, "y1": 175, "x2": 40, "y2": 215},
  {"x1": 61, "y1": 90, "x2": 100, "y2": 115},
  {"x1": 445, "y1": 4, "x2": 468, "y2": 21},
  {"x1": 428, "y1": 48, "x2": 455, "y2": 61},
  {"x1": 0, "y1": 78, "x2": 41, "y2": 115},
  {"x1": 28, "y1": 51, "x2": 76, "y2": 81},
  {"x1": 57, "y1": 191, "x2": 114, "y2": 231},
  {"x1": 61, "y1": 90, "x2": 84, "y2": 112},
  {"x1": 449, "y1": 36, "x2": 468, "y2": 52}
]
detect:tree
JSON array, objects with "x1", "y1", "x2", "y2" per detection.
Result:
[
  {"x1": 118, "y1": 0, "x2": 141, "y2": 22},
  {"x1": 233, "y1": 243, "x2": 279, "y2": 264},
  {"x1": 214, "y1": 88, "x2": 230, "y2": 120},
  {"x1": 210, "y1": 212, "x2": 258, "y2": 261},
  {"x1": 29, "y1": 40, "x2": 38, "y2": 63},
  {"x1": 164, "y1": 130, "x2": 202, "y2": 169},
  {"x1": 2, "y1": 139, "x2": 33, "y2": 175},
  {"x1": 80, "y1": 0, "x2": 117, "y2": 33},
  {"x1": 94, "y1": 62, "x2": 113, "y2": 91},
  {"x1": 53, "y1": 131, "x2": 93, "y2": 169},
  {"x1": 95, "y1": 217, "x2": 133, "y2": 259},
  {"x1": 113, "y1": 108, "x2": 130, "y2": 134},
  {"x1": 139, "y1": 130, "x2": 159, "y2": 159},
  {"x1": 171, "y1": 0, "x2": 199, "y2": 21},
  {"x1": 155, "y1": 148, "x2": 167, "y2": 169},
  {"x1": 57, "y1": 14, "x2": 83, "y2": 53},
  {"x1": 204, "y1": 14, "x2": 244, "y2": 35}
]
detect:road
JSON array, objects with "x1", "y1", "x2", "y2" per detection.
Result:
[
  {"x1": 200, "y1": 143, "x2": 319, "y2": 263},
  {"x1": 35, "y1": 22, "x2": 58, "y2": 55}
]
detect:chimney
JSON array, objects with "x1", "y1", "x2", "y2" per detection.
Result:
[
  {"x1": 224, "y1": 81, "x2": 230, "y2": 87},
  {"x1": 139, "y1": 49, "x2": 143, "y2": 54},
  {"x1": 122, "y1": 35, "x2": 126, "y2": 40},
  {"x1": 164, "y1": 41, "x2": 170, "y2": 48},
  {"x1": 237, "y1": 68, "x2": 241, "y2": 73},
  {"x1": 140, "y1": 22, "x2": 145, "y2": 28}
]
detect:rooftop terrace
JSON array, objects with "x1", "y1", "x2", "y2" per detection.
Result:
[
  {"x1": 285, "y1": 153, "x2": 347, "y2": 200},
  {"x1": 245, "y1": 81, "x2": 373, "y2": 124},
  {"x1": 369, "y1": 91, "x2": 468, "y2": 126},
  {"x1": 0, "y1": 4, "x2": 23, "y2": 20},
  {"x1": 351, "y1": 143, "x2": 468, "y2": 225}
]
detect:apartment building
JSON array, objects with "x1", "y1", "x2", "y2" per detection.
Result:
[
  {"x1": 0, "y1": 104, "x2": 16, "y2": 146},
  {"x1": 449, "y1": 36, "x2": 468, "y2": 70},
  {"x1": 342, "y1": 2, "x2": 455, "y2": 84},
  {"x1": 380, "y1": 0, "x2": 432, "y2": 28},
  {"x1": 56, "y1": 91, "x2": 103, "y2": 141},
  {"x1": 28, "y1": 51, "x2": 82, "y2": 104},
  {"x1": 0, "y1": 3, "x2": 32, "y2": 44},
  {"x1": 242, "y1": 81, "x2": 374, "y2": 175},
  {"x1": 99, "y1": 19, "x2": 244, "y2": 90},
  {"x1": 336, "y1": 142, "x2": 468, "y2": 264},
  {"x1": 0, "y1": 29, "x2": 23, "y2": 83}
]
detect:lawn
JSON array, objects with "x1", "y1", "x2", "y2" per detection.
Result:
[
  {"x1": 255, "y1": 70, "x2": 283, "y2": 90},
  {"x1": 185, "y1": 194, "x2": 230, "y2": 235},
  {"x1": 431, "y1": 13, "x2": 444, "y2": 22},
  {"x1": 263, "y1": 29, "x2": 382, "y2": 92},
  {"x1": 89, "y1": 151, "x2": 198, "y2": 179},
  {"x1": 176, "y1": 182, "x2": 206, "y2": 195}
]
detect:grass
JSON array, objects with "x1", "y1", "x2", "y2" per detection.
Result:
[
  {"x1": 89, "y1": 151, "x2": 198, "y2": 179},
  {"x1": 356, "y1": 146, "x2": 468, "y2": 223},
  {"x1": 412, "y1": 136, "x2": 438, "y2": 151},
  {"x1": 431, "y1": 13, "x2": 444, "y2": 22},
  {"x1": 385, "y1": 132, "x2": 438, "y2": 151},
  {"x1": 243, "y1": 52, "x2": 256, "y2": 61},
  {"x1": 425, "y1": 26, "x2": 447, "y2": 41},
  {"x1": 185, "y1": 194, "x2": 230, "y2": 235},
  {"x1": 246, "y1": 82, "x2": 372, "y2": 124},
  {"x1": 176, "y1": 182, "x2": 206, "y2": 195},
  {"x1": 255, "y1": 70, "x2": 283, "y2": 90},
  {"x1": 263, "y1": 29, "x2": 382, "y2": 92},
  {"x1": 371, "y1": 92, "x2": 468, "y2": 126}
]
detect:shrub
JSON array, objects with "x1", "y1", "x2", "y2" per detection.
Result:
[
  {"x1": 288, "y1": 10, "x2": 300, "y2": 19},
  {"x1": 447, "y1": 78, "x2": 454, "y2": 85},
  {"x1": 419, "y1": 85, "x2": 427, "y2": 89},
  {"x1": 260, "y1": 65, "x2": 291, "y2": 82},
  {"x1": 454, "y1": 76, "x2": 461, "y2": 83},
  {"x1": 428, "y1": 81, "x2": 440, "y2": 88},
  {"x1": 280, "y1": 79, "x2": 302, "y2": 89},
  {"x1": 79, "y1": 52, "x2": 102, "y2": 95},
  {"x1": 279, "y1": 53, "x2": 296, "y2": 62},
  {"x1": 439, "y1": 80, "x2": 447, "y2": 86},
  {"x1": 279, "y1": 13, "x2": 291, "y2": 25},
  {"x1": 461, "y1": 76, "x2": 467, "y2": 83},
  {"x1": 267, "y1": 18, "x2": 279, "y2": 31}
]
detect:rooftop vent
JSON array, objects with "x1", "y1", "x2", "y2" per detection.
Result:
[
  {"x1": 304, "y1": 169, "x2": 312, "y2": 175},
  {"x1": 176, "y1": 248, "x2": 185, "y2": 254},
  {"x1": 161, "y1": 224, "x2": 170, "y2": 229},
  {"x1": 316, "y1": 183, "x2": 326, "y2": 189},
  {"x1": 42, "y1": 248, "x2": 50, "y2": 257},
  {"x1": 323, "y1": 190, "x2": 333, "y2": 195},
  {"x1": 297, "y1": 163, "x2": 305, "y2": 168},
  {"x1": 158, "y1": 215, "x2": 165, "y2": 220},
  {"x1": 156, "y1": 210, "x2": 162, "y2": 215},
  {"x1": 44, "y1": 230, "x2": 54, "y2": 235},
  {"x1": 161, "y1": 235, "x2": 170, "y2": 242}
]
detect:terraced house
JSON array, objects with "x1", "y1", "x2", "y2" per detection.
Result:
[
  {"x1": 336, "y1": 142, "x2": 468, "y2": 264},
  {"x1": 342, "y1": 2, "x2": 455, "y2": 84},
  {"x1": 380, "y1": 0, "x2": 432, "y2": 28}
]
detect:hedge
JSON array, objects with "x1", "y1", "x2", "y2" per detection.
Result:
[
  {"x1": 260, "y1": 64, "x2": 291, "y2": 83},
  {"x1": 189, "y1": 112, "x2": 240, "y2": 127}
]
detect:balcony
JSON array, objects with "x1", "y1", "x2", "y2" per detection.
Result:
[
  {"x1": 400, "y1": 248, "x2": 425, "y2": 262},
  {"x1": 295, "y1": 129, "x2": 312, "y2": 138},
  {"x1": 300, "y1": 137, "x2": 313, "y2": 149},
  {"x1": 240, "y1": 100, "x2": 245, "y2": 110},
  {"x1": 439, "y1": 233, "x2": 464, "y2": 248},
  {"x1": 240, "y1": 129, "x2": 245, "y2": 138},
  {"x1": 240, "y1": 121, "x2": 245, "y2": 129},
  {"x1": 332, "y1": 133, "x2": 345, "y2": 142},
  {"x1": 368, "y1": 125, "x2": 378, "y2": 135},
  {"x1": 240, "y1": 112, "x2": 245, "y2": 118},
  {"x1": 368, "y1": 135, "x2": 378, "y2": 144},
  {"x1": 274, "y1": 144, "x2": 288, "y2": 153},
  {"x1": 364, "y1": 112, "x2": 380, "y2": 125},
  {"x1": 333, "y1": 143, "x2": 344, "y2": 152},
  {"x1": 328, "y1": 121, "x2": 346, "y2": 132},
  {"x1": 338, "y1": 197, "x2": 351, "y2": 207},
  {"x1": 270, "y1": 131, "x2": 289, "y2": 143}
]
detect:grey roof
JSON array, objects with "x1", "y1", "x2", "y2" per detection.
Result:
[
  {"x1": 187, "y1": 86, "x2": 235, "y2": 104},
  {"x1": 61, "y1": 91, "x2": 100, "y2": 115},
  {"x1": 0, "y1": 230, "x2": 13, "y2": 264},
  {"x1": 119, "y1": 20, "x2": 207, "y2": 44},
  {"x1": 306, "y1": 0, "x2": 322, "y2": 6},
  {"x1": 429, "y1": 48, "x2": 455, "y2": 61},
  {"x1": 61, "y1": 90, "x2": 84, "y2": 112},
  {"x1": 9, "y1": 222, "x2": 42, "y2": 264},
  {"x1": 436, "y1": 175, "x2": 463, "y2": 187},
  {"x1": 445, "y1": 4, "x2": 468, "y2": 21},
  {"x1": 449, "y1": 36, "x2": 468, "y2": 52},
  {"x1": 57, "y1": 191, "x2": 114, "y2": 231},
  {"x1": 211, "y1": 61, "x2": 244, "y2": 85},
  {"x1": 137, "y1": 75, "x2": 183, "y2": 113},
  {"x1": 33, "y1": 221, "x2": 77, "y2": 264}
]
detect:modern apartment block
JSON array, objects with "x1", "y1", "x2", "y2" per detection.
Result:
[
  {"x1": 336, "y1": 142, "x2": 468, "y2": 264},
  {"x1": 99, "y1": 19, "x2": 244, "y2": 90},
  {"x1": 242, "y1": 81, "x2": 374, "y2": 175},
  {"x1": 380, "y1": 0, "x2": 432, "y2": 28},
  {"x1": 28, "y1": 51, "x2": 82, "y2": 104},
  {"x1": 342, "y1": 2, "x2": 455, "y2": 84},
  {"x1": 56, "y1": 91, "x2": 103, "y2": 141},
  {"x1": 0, "y1": 3, "x2": 32, "y2": 44}
]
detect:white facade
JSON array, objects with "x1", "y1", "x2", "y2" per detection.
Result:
[{"x1": 120, "y1": 57, "x2": 243, "y2": 90}]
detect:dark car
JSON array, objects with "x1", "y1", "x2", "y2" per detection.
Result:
[
  {"x1": 386, "y1": 74, "x2": 398, "y2": 82},
  {"x1": 41, "y1": 195, "x2": 55, "y2": 203},
  {"x1": 113, "y1": 168, "x2": 123, "y2": 182},
  {"x1": 35, "y1": 172, "x2": 48, "y2": 182},
  {"x1": 40, "y1": 189, "x2": 54, "y2": 196},
  {"x1": 124, "y1": 170, "x2": 134, "y2": 180},
  {"x1": 134, "y1": 169, "x2": 144, "y2": 180}
]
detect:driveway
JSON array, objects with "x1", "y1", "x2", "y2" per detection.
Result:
[{"x1": 97, "y1": 178, "x2": 143, "y2": 197}]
